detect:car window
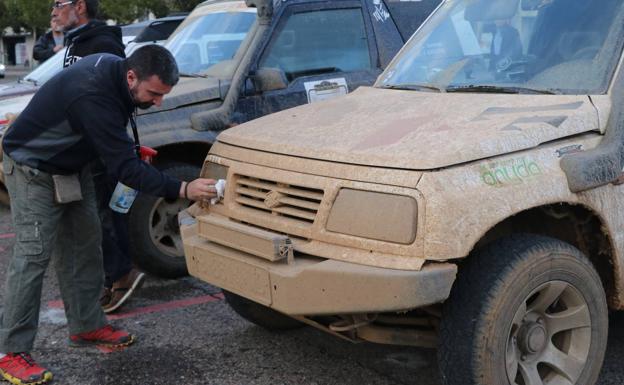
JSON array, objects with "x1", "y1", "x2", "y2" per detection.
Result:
[
  {"x1": 166, "y1": 10, "x2": 256, "y2": 76},
  {"x1": 260, "y1": 8, "x2": 372, "y2": 81}
]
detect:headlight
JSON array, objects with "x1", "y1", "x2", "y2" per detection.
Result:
[
  {"x1": 326, "y1": 189, "x2": 417, "y2": 244},
  {"x1": 202, "y1": 155, "x2": 229, "y2": 180},
  {"x1": 0, "y1": 64, "x2": 5, "y2": 71}
]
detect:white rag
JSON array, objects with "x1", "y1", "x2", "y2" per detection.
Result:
[{"x1": 211, "y1": 179, "x2": 226, "y2": 204}]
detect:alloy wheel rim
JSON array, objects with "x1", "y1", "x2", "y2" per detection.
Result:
[
  {"x1": 505, "y1": 280, "x2": 591, "y2": 385},
  {"x1": 148, "y1": 197, "x2": 191, "y2": 257}
]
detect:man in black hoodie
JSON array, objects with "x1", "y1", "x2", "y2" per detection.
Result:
[
  {"x1": 52, "y1": 0, "x2": 146, "y2": 314},
  {"x1": 51, "y1": 0, "x2": 125, "y2": 67}
]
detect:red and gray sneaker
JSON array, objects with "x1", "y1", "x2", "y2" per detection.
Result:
[
  {"x1": 0, "y1": 353, "x2": 53, "y2": 385},
  {"x1": 69, "y1": 325, "x2": 135, "y2": 348}
]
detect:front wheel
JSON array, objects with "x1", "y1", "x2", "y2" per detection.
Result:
[
  {"x1": 128, "y1": 163, "x2": 200, "y2": 278},
  {"x1": 438, "y1": 234, "x2": 608, "y2": 385}
]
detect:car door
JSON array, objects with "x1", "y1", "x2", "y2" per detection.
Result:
[{"x1": 235, "y1": 0, "x2": 381, "y2": 122}]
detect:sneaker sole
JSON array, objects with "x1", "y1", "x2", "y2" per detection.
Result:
[
  {"x1": 103, "y1": 272, "x2": 146, "y2": 314},
  {"x1": 69, "y1": 333, "x2": 136, "y2": 349},
  {"x1": 0, "y1": 369, "x2": 53, "y2": 385}
]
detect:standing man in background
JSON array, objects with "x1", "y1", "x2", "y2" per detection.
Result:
[
  {"x1": 32, "y1": 19, "x2": 64, "y2": 63},
  {"x1": 52, "y1": 0, "x2": 146, "y2": 314},
  {"x1": 52, "y1": 0, "x2": 125, "y2": 67}
]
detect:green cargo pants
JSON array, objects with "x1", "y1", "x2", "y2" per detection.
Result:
[{"x1": 0, "y1": 155, "x2": 107, "y2": 353}]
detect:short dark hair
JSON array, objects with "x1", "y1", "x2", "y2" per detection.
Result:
[
  {"x1": 82, "y1": 0, "x2": 99, "y2": 19},
  {"x1": 127, "y1": 45, "x2": 179, "y2": 86}
]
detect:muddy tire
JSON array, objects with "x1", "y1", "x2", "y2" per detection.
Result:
[
  {"x1": 129, "y1": 163, "x2": 200, "y2": 278},
  {"x1": 223, "y1": 290, "x2": 303, "y2": 331},
  {"x1": 438, "y1": 234, "x2": 608, "y2": 385}
]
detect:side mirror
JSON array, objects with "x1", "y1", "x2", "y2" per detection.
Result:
[{"x1": 252, "y1": 67, "x2": 288, "y2": 92}]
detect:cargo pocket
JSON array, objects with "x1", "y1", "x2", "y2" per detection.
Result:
[{"x1": 15, "y1": 219, "x2": 43, "y2": 257}]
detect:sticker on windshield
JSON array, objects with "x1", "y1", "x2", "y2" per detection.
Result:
[
  {"x1": 304, "y1": 78, "x2": 349, "y2": 104},
  {"x1": 372, "y1": 0, "x2": 390, "y2": 22}
]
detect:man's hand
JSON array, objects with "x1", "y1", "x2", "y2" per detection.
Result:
[
  {"x1": 53, "y1": 45, "x2": 63, "y2": 53},
  {"x1": 180, "y1": 179, "x2": 217, "y2": 201}
]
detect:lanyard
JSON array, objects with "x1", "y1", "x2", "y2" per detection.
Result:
[{"x1": 129, "y1": 111, "x2": 141, "y2": 158}]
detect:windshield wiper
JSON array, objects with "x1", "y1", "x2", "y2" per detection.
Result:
[
  {"x1": 445, "y1": 85, "x2": 556, "y2": 95},
  {"x1": 380, "y1": 83, "x2": 442, "y2": 92}
]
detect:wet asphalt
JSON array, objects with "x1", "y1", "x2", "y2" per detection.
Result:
[{"x1": 1, "y1": 76, "x2": 624, "y2": 384}]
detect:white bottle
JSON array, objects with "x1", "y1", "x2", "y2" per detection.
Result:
[{"x1": 109, "y1": 182, "x2": 139, "y2": 213}]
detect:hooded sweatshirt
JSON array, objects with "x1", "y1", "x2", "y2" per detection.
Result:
[
  {"x1": 3, "y1": 54, "x2": 181, "y2": 199},
  {"x1": 64, "y1": 20, "x2": 125, "y2": 67}
]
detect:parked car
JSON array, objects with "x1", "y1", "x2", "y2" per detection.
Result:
[
  {"x1": 129, "y1": 0, "x2": 440, "y2": 278},
  {"x1": 0, "y1": 48, "x2": 66, "y2": 101},
  {"x1": 181, "y1": 0, "x2": 624, "y2": 384},
  {"x1": 123, "y1": 15, "x2": 187, "y2": 55}
]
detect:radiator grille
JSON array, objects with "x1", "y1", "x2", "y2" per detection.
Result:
[{"x1": 234, "y1": 175, "x2": 324, "y2": 225}]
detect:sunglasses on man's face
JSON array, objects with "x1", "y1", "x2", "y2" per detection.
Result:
[{"x1": 51, "y1": 0, "x2": 74, "y2": 9}]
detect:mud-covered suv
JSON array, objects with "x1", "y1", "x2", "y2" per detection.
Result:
[{"x1": 181, "y1": 0, "x2": 624, "y2": 384}]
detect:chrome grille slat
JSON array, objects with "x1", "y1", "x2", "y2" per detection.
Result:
[
  {"x1": 234, "y1": 174, "x2": 324, "y2": 225},
  {"x1": 237, "y1": 177, "x2": 324, "y2": 200},
  {"x1": 235, "y1": 197, "x2": 270, "y2": 211},
  {"x1": 279, "y1": 197, "x2": 319, "y2": 211},
  {"x1": 272, "y1": 206, "x2": 316, "y2": 221}
]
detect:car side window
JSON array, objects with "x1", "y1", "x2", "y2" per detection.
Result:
[{"x1": 260, "y1": 8, "x2": 372, "y2": 81}]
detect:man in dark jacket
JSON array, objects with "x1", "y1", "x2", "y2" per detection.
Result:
[
  {"x1": 0, "y1": 45, "x2": 217, "y2": 385},
  {"x1": 52, "y1": 0, "x2": 145, "y2": 314},
  {"x1": 32, "y1": 19, "x2": 64, "y2": 63}
]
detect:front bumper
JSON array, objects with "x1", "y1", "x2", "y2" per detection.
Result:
[{"x1": 181, "y1": 210, "x2": 457, "y2": 316}]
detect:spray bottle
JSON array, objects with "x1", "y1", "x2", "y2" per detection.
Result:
[{"x1": 109, "y1": 146, "x2": 158, "y2": 214}]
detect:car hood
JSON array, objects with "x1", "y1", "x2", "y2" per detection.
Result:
[
  {"x1": 0, "y1": 93, "x2": 33, "y2": 119},
  {"x1": 137, "y1": 76, "x2": 226, "y2": 115},
  {"x1": 218, "y1": 87, "x2": 599, "y2": 169},
  {"x1": 0, "y1": 82, "x2": 38, "y2": 101}
]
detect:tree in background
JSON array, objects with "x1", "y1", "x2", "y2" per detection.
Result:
[
  {"x1": 100, "y1": 0, "x2": 203, "y2": 23},
  {"x1": 0, "y1": 0, "x2": 204, "y2": 31}
]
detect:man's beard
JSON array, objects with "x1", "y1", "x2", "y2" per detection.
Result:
[
  {"x1": 62, "y1": 11, "x2": 80, "y2": 32},
  {"x1": 135, "y1": 101, "x2": 154, "y2": 110},
  {"x1": 130, "y1": 86, "x2": 154, "y2": 110}
]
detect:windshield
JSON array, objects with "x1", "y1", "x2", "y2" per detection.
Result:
[
  {"x1": 165, "y1": 9, "x2": 256, "y2": 77},
  {"x1": 379, "y1": 0, "x2": 624, "y2": 94},
  {"x1": 23, "y1": 48, "x2": 66, "y2": 85}
]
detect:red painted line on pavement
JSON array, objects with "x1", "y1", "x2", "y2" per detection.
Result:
[
  {"x1": 47, "y1": 294, "x2": 224, "y2": 320},
  {"x1": 108, "y1": 294, "x2": 222, "y2": 320},
  {"x1": 0, "y1": 233, "x2": 15, "y2": 239}
]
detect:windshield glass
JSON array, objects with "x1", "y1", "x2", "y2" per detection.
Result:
[
  {"x1": 379, "y1": 0, "x2": 624, "y2": 94},
  {"x1": 24, "y1": 48, "x2": 66, "y2": 85},
  {"x1": 165, "y1": 9, "x2": 256, "y2": 77}
]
